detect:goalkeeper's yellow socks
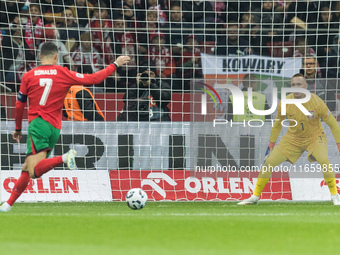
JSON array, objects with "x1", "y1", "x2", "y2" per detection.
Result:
[
  {"x1": 253, "y1": 178, "x2": 270, "y2": 197},
  {"x1": 324, "y1": 178, "x2": 338, "y2": 195}
]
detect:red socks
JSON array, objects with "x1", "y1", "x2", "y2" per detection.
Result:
[
  {"x1": 34, "y1": 156, "x2": 63, "y2": 178},
  {"x1": 7, "y1": 156, "x2": 64, "y2": 206},
  {"x1": 7, "y1": 171, "x2": 30, "y2": 206}
]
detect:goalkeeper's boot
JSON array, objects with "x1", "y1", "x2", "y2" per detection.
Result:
[
  {"x1": 0, "y1": 202, "x2": 12, "y2": 212},
  {"x1": 66, "y1": 149, "x2": 77, "y2": 170},
  {"x1": 331, "y1": 193, "x2": 340, "y2": 205},
  {"x1": 237, "y1": 195, "x2": 259, "y2": 205}
]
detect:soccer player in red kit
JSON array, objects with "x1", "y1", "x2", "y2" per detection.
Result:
[{"x1": 0, "y1": 42, "x2": 130, "y2": 212}]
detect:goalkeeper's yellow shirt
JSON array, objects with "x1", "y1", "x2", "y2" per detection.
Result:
[{"x1": 270, "y1": 93, "x2": 340, "y2": 143}]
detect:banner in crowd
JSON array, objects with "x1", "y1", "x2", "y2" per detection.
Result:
[
  {"x1": 200, "y1": 54, "x2": 303, "y2": 119},
  {"x1": 201, "y1": 54, "x2": 302, "y2": 78}
]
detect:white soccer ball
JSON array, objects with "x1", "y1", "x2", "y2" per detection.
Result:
[{"x1": 126, "y1": 188, "x2": 148, "y2": 210}]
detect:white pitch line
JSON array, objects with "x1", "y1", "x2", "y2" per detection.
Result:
[{"x1": 4, "y1": 212, "x2": 340, "y2": 217}]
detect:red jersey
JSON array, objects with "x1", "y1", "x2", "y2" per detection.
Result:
[
  {"x1": 146, "y1": 46, "x2": 175, "y2": 77},
  {"x1": 15, "y1": 64, "x2": 116, "y2": 130}
]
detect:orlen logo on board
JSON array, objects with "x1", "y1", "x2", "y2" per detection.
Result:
[
  {"x1": 140, "y1": 173, "x2": 256, "y2": 197},
  {"x1": 141, "y1": 173, "x2": 177, "y2": 198},
  {"x1": 3, "y1": 177, "x2": 79, "y2": 193},
  {"x1": 111, "y1": 170, "x2": 292, "y2": 201}
]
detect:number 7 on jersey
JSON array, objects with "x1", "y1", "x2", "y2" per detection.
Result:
[{"x1": 39, "y1": 78, "x2": 53, "y2": 106}]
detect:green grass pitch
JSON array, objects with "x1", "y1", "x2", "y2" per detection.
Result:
[{"x1": 0, "y1": 202, "x2": 339, "y2": 255}]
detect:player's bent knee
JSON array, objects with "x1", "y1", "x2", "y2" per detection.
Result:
[
  {"x1": 25, "y1": 152, "x2": 47, "y2": 179},
  {"x1": 25, "y1": 167, "x2": 36, "y2": 179}
]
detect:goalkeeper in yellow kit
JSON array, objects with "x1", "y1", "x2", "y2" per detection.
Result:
[{"x1": 238, "y1": 73, "x2": 340, "y2": 205}]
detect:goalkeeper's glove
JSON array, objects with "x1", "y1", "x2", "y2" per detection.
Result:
[{"x1": 264, "y1": 142, "x2": 275, "y2": 161}]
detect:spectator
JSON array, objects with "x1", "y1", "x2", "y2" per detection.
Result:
[
  {"x1": 59, "y1": 7, "x2": 83, "y2": 48},
  {"x1": 112, "y1": 16, "x2": 138, "y2": 88},
  {"x1": 88, "y1": 1, "x2": 115, "y2": 66},
  {"x1": 112, "y1": 16, "x2": 138, "y2": 67},
  {"x1": 294, "y1": 35, "x2": 323, "y2": 77},
  {"x1": 117, "y1": 68, "x2": 171, "y2": 121},
  {"x1": 70, "y1": 0, "x2": 94, "y2": 27},
  {"x1": 37, "y1": 24, "x2": 75, "y2": 69},
  {"x1": 0, "y1": 1, "x2": 26, "y2": 28},
  {"x1": 253, "y1": 0, "x2": 284, "y2": 29},
  {"x1": 313, "y1": 5, "x2": 339, "y2": 79},
  {"x1": 286, "y1": 1, "x2": 321, "y2": 44},
  {"x1": 42, "y1": 0, "x2": 78, "y2": 24},
  {"x1": 253, "y1": 0, "x2": 284, "y2": 36},
  {"x1": 0, "y1": 24, "x2": 36, "y2": 91},
  {"x1": 0, "y1": 1, "x2": 25, "y2": 27},
  {"x1": 320, "y1": 34, "x2": 340, "y2": 78},
  {"x1": 251, "y1": 1, "x2": 284, "y2": 55},
  {"x1": 275, "y1": 0, "x2": 294, "y2": 14},
  {"x1": 147, "y1": 0, "x2": 168, "y2": 24},
  {"x1": 25, "y1": 3, "x2": 44, "y2": 54},
  {"x1": 211, "y1": 1, "x2": 227, "y2": 23},
  {"x1": 314, "y1": 5, "x2": 339, "y2": 57},
  {"x1": 227, "y1": 74, "x2": 270, "y2": 121},
  {"x1": 138, "y1": 9, "x2": 159, "y2": 55},
  {"x1": 182, "y1": 1, "x2": 214, "y2": 23},
  {"x1": 63, "y1": 65, "x2": 105, "y2": 121},
  {"x1": 301, "y1": 55, "x2": 336, "y2": 111},
  {"x1": 176, "y1": 35, "x2": 202, "y2": 90},
  {"x1": 72, "y1": 32, "x2": 103, "y2": 73},
  {"x1": 216, "y1": 21, "x2": 252, "y2": 56},
  {"x1": 240, "y1": 12, "x2": 255, "y2": 38},
  {"x1": 146, "y1": 31, "x2": 176, "y2": 80},
  {"x1": 294, "y1": 36, "x2": 317, "y2": 57},
  {"x1": 287, "y1": 0, "x2": 320, "y2": 29},
  {"x1": 114, "y1": 0, "x2": 142, "y2": 24},
  {"x1": 161, "y1": 1, "x2": 192, "y2": 58},
  {"x1": 226, "y1": 1, "x2": 259, "y2": 22},
  {"x1": 38, "y1": 0, "x2": 64, "y2": 16},
  {"x1": 182, "y1": 0, "x2": 215, "y2": 42}
]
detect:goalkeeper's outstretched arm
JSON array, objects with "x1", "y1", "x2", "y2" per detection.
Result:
[{"x1": 322, "y1": 104, "x2": 340, "y2": 152}]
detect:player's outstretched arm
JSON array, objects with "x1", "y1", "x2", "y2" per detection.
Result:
[
  {"x1": 325, "y1": 115, "x2": 340, "y2": 158},
  {"x1": 321, "y1": 100, "x2": 340, "y2": 155},
  {"x1": 64, "y1": 56, "x2": 131, "y2": 86}
]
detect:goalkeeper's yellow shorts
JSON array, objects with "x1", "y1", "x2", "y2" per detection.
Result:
[{"x1": 276, "y1": 132, "x2": 327, "y2": 164}]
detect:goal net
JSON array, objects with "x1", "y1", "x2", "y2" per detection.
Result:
[{"x1": 1, "y1": 0, "x2": 339, "y2": 202}]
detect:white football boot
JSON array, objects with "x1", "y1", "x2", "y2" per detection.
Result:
[
  {"x1": 331, "y1": 193, "x2": 340, "y2": 205},
  {"x1": 66, "y1": 149, "x2": 77, "y2": 170},
  {"x1": 237, "y1": 195, "x2": 259, "y2": 205},
  {"x1": 0, "y1": 202, "x2": 12, "y2": 212}
]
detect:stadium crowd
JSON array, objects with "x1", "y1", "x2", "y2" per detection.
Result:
[{"x1": 1, "y1": 0, "x2": 340, "y2": 93}]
